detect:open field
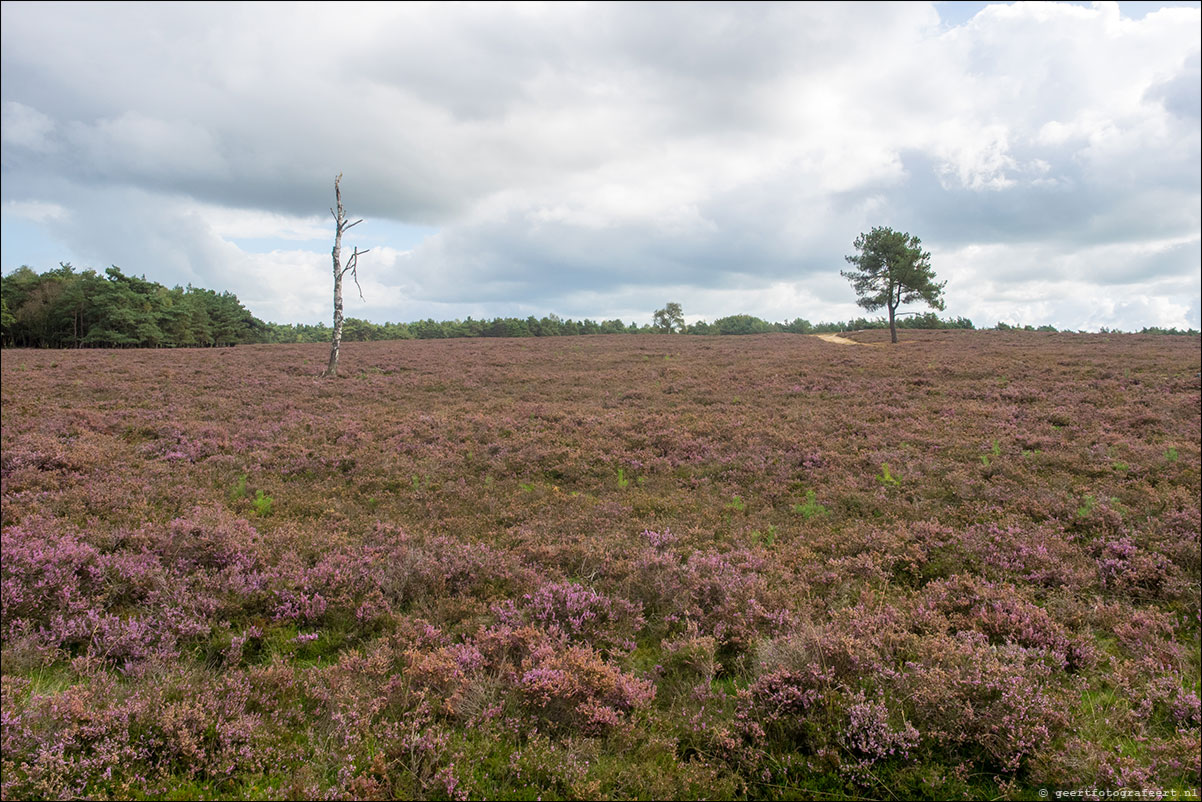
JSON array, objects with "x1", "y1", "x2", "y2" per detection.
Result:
[{"x1": 2, "y1": 330, "x2": 1199, "y2": 800}]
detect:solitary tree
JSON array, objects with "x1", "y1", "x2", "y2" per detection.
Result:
[
  {"x1": 841, "y1": 227, "x2": 945, "y2": 344},
  {"x1": 322, "y1": 174, "x2": 369, "y2": 377},
  {"x1": 653, "y1": 301, "x2": 685, "y2": 333}
]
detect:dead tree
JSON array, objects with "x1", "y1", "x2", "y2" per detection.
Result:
[{"x1": 322, "y1": 173, "x2": 369, "y2": 377}]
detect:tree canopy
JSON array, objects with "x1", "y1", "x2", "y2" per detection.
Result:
[
  {"x1": 842, "y1": 227, "x2": 946, "y2": 343},
  {"x1": 653, "y1": 302, "x2": 685, "y2": 333},
  {"x1": 0, "y1": 263, "x2": 262, "y2": 348}
]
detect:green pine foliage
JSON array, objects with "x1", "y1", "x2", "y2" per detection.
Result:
[
  {"x1": 842, "y1": 227, "x2": 946, "y2": 343},
  {"x1": 1, "y1": 263, "x2": 262, "y2": 348}
]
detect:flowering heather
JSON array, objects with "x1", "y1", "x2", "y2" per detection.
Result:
[
  {"x1": 494, "y1": 580, "x2": 644, "y2": 654},
  {"x1": 2, "y1": 329, "x2": 1199, "y2": 799}
]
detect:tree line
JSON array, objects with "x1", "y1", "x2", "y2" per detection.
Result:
[
  {"x1": 272, "y1": 313, "x2": 1191, "y2": 342},
  {"x1": 1, "y1": 264, "x2": 263, "y2": 348},
  {"x1": 3, "y1": 262, "x2": 1191, "y2": 349},
  {"x1": 0, "y1": 262, "x2": 980, "y2": 349},
  {"x1": 259, "y1": 310, "x2": 978, "y2": 343}
]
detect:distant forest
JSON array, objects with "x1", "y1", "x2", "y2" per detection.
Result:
[
  {"x1": 264, "y1": 310, "x2": 979, "y2": 343},
  {"x1": 0, "y1": 263, "x2": 1194, "y2": 348}
]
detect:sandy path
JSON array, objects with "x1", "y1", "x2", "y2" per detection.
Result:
[{"x1": 813, "y1": 333, "x2": 869, "y2": 345}]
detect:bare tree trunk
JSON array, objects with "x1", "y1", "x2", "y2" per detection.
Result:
[
  {"x1": 324, "y1": 190, "x2": 346, "y2": 377},
  {"x1": 325, "y1": 260, "x2": 344, "y2": 376},
  {"x1": 322, "y1": 174, "x2": 368, "y2": 378},
  {"x1": 887, "y1": 279, "x2": 899, "y2": 343}
]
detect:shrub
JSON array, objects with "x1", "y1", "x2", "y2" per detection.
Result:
[{"x1": 518, "y1": 645, "x2": 655, "y2": 735}]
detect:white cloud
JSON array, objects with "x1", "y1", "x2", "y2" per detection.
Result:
[
  {"x1": 940, "y1": 236, "x2": 1201, "y2": 330},
  {"x1": 190, "y1": 204, "x2": 330, "y2": 243},
  {"x1": 1, "y1": 1, "x2": 1198, "y2": 329},
  {"x1": 2, "y1": 199, "x2": 67, "y2": 223}
]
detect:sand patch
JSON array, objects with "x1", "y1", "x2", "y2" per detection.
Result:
[{"x1": 813, "y1": 333, "x2": 870, "y2": 346}]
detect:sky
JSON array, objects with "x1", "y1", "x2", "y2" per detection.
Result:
[{"x1": 2, "y1": 1, "x2": 1199, "y2": 331}]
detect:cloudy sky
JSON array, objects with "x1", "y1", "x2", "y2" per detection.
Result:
[{"x1": 2, "y1": 1, "x2": 1199, "y2": 330}]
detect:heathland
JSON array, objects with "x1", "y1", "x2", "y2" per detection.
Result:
[{"x1": 2, "y1": 330, "x2": 1199, "y2": 800}]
